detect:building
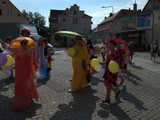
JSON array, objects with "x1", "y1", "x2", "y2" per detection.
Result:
[
  {"x1": 49, "y1": 4, "x2": 92, "y2": 47},
  {"x1": 0, "y1": 0, "x2": 29, "y2": 39},
  {"x1": 92, "y1": 13, "x2": 116, "y2": 43},
  {"x1": 138, "y1": 0, "x2": 160, "y2": 49},
  {"x1": 93, "y1": 0, "x2": 160, "y2": 50},
  {"x1": 93, "y1": 5, "x2": 139, "y2": 46},
  {"x1": 0, "y1": 0, "x2": 28, "y2": 24}
]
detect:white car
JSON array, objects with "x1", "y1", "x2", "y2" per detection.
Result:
[{"x1": 47, "y1": 43, "x2": 55, "y2": 55}]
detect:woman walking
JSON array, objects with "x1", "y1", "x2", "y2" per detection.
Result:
[{"x1": 103, "y1": 39, "x2": 120, "y2": 104}]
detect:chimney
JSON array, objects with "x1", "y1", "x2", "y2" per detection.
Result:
[
  {"x1": 109, "y1": 13, "x2": 113, "y2": 17},
  {"x1": 105, "y1": 16, "x2": 107, "y2": 19}
]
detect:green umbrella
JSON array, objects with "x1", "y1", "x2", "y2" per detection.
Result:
[{"x1": 55, "y1": 31, "x2": 82, "y2": 38}]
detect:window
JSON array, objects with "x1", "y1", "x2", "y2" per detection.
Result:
[
  {"x1": 73, "y1": 10, "x2": 77, "y2": 15},
  {"x1": 8, "y1": 9, "x2": 12, "y2": 16},
  {"x1": 0, "y1": 9, "x2": 1, "y2": 15},
  {"x1": 53, "y1": 16, "x2": 58, "y2": 24},
  {"x1": 73, "y1": 18, "x2": 78, "y2": 24}
]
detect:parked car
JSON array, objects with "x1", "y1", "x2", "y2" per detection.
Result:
[{"x1": 0, "y1": 23, "x2": 38, "y2": 40}]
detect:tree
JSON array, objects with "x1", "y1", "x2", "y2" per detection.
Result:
[{"x1": 22, "y1": 10, "x2": 48, "y2": 37}]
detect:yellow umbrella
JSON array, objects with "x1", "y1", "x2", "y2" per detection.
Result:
[{"x1": 10, "y1": 37, "x2": 35, "y2": 48}]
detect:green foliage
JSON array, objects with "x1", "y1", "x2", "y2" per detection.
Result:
[{"x1": 22, "y1": 10, "x2": 49, "y2": 37}]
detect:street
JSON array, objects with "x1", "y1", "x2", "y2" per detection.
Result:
[{"x1": 0, "y1": 51, "x2": 160, "y2": 120}]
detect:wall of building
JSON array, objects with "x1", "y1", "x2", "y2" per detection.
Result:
[
  {"x1": 0, "y1": 0, "x2": 28, "y2": 24},
  {"x1": 141, "y1": 10, "x2": 160, "y2": 49},
  {"x1": 49, "y1": 5, "x2": 92, "y2": 46},
  {"x1": 143, "y1": 0, "x2": 160, "y2": 48},
  {"x1": 153, "y1": 10, "x2": 160, "y2": 46}
]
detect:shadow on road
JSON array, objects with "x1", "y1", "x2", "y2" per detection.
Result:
[
  {"x1": 120, "y1": 86, "x2": 148, "y2": 111},
  {"x1": 98, "y1": 102, "x2": 131, "y2": 120},
  {"x1": 124, "y1": 71, "x2": 143, "y2": 86},
  {"x1": 130, "y1": 64, "x2": 143, "y2": 69},
  {"x1": 98, "y1": 86, "x2": 147, "y2": 120},
  {"x1": 0, "y1": 95, "x2": 41, "y2": 120},
  {"x1": 90, "y1": 76, "x2": 104, "y2": 86},
  {"x1": 36, "y1": 75, "x2": 50, "y2": 87},
  {"x1": 91, "y1": 72, "x2": 142, "y2": 87},
  {"x1": 50, "y1": 87, "x2": 99, "y2": 120},
  {"x1": 0, "y1": 77, "x2": 14, "y2": 91},
  {"x1": 127, "y1": 71, "x2": 142, "y2": 81}
]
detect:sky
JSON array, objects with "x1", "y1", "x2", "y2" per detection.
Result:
[{"x1": 10, "y1": 0, "x2": 149, "y2": 29}]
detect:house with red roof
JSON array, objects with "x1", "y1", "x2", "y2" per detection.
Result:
[
  {"x1": 93, "y1": 0, "x2": 160, "y2": 50},
  {"x1": 92, "y1": 3, "x2": 140, "y2": 46}
]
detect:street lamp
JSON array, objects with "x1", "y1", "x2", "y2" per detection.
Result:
[{"x1": 102, "y1": 6, "x2": 114, "y2": 13}]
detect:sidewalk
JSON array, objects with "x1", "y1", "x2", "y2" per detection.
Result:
[{"x1": 133, "y1": 52, "x2": 160, "y2": 74}]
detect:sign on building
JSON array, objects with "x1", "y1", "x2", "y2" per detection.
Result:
[{"x1": 137, "y1": 13, "x2": 152, "y2": 29}]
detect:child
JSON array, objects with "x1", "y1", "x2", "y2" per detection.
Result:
[{"x1": 103, "y1": 39, "x2": 120, "y2": 104}]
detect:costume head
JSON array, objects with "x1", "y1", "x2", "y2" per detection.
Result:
[
  {"x1": 108, "y1": 37, "x2": 117, "y2": 51},
  {"x1": 21, "y1": 28, "x2": 30, "y2": 37},
  {"x1": 116, "y1": 38, "x2": 124, "y2": 48},
  {"x1": 75, "y1": 36, "x2": 85, "y2": 47},
  {"x1": 20, "y1": 39, "x2": 28, "y2": 49}
]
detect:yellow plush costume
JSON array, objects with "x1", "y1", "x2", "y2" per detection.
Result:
[{"x1": 69, "y1": 42, "x2": 90, "y2": 90}]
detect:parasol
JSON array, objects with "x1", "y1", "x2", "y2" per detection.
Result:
[
  {"x1": 55, "y1": 31, "x2": 82, "y2": 38},
  {"x1": 10, "y1": 37, "x2": 35, "y2": 48}
]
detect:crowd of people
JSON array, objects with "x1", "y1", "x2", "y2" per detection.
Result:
[
  {"x1": 66, "y1": 36, "x2": 132, "y2": 104},
  {"x1": 0, "y1": 31, "x2": 134, "y2": 111}
]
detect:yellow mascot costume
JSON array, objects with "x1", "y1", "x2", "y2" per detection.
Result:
[{"x1": 68, "y1": 37, "x2": 90, "y2": 91}]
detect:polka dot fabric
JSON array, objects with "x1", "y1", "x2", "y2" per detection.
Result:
[{"x1": 104, "y1": 51, "x2": 121, "y2": 86}]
